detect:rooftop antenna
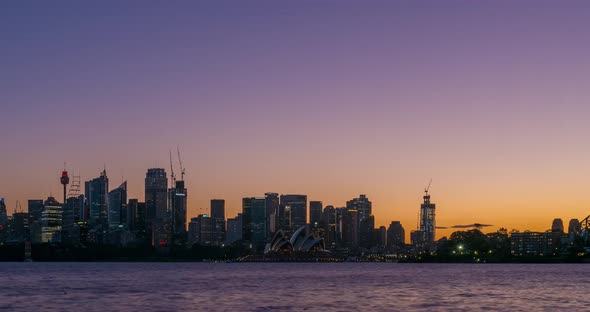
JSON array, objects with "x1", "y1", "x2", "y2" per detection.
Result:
[
  {"x1": 169, "y1": 149, "x2": 176, "y2": 187},
  {"x1": 177, "y1": 146, "x2": 186, "y2": 181}
]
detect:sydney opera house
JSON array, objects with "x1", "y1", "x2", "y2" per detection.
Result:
[{"x1": 264, "y1": 225, "x2": 325, "y2": 254}]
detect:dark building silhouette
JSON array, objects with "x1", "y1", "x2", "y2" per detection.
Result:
[
  {"x1": 210, "y1": 199, "x2": 225, "y2": 244},
  {"x1": 41, "y1": 196, "x2": 62, "y2": 243},
  {"x1": 265, "y1": 193, "x2": 279, "y2": 237},
  {"x1": 62, "y1": 194, "x2": 84, "y2": 243},
  {"x1": 568, "y1": 218, "x2": 580, "y2": 235},
  {"x1": 226, "y1": 213, "x2": 243, "y2": 245},
  {"x1": 9, "y1": 212, "x2": 30, "y2": 242},
  {"x1": 145, "y1": 168, "x2": 168, "y2": 246},
  {"x1": 169, "y1": 180, "x2": 187, "y2": 241},
  {"x1": 419, "y1": 192, "x2": 436, "y2": 243},
  {"x1": 387, "y1": 221, "x2": 405, "y2": 246},
  {"x1": 188, "y1": 215, "x2": 215, "y2": 245},
  {"x1": 342, "y1": 209, "x2": 359, "y2": 247},
  {"x1": 359, "y1": 215, "x2": 375, "y2": 248},
  {"x1": 28, "y1": 199, "x2": 44, "y2": 243},
  {"x1": 0, "y1": 199, "x2": 7, "y2": 242},
  {"x1": 108, "y1": 181, "x2": 127, "y2": 226},
  {"x1": 85, "y1": 169, "x2": 109, "y2": 226},
  {"x1": 127, "y1": 199, "x2": 147, "y2": 241},
  {"x1": 279, "y1": 194, "x2": 307, "y2": 231},
  {"x1": 377, "y1": 226, "x2": 387, "y2": 247},
  {"x1": 346, "y1": 194, "x2": 372, "y2": 222},
  {"x1": 321, "y1": 205, "x2": 337, "y2": 248},
  {"x1": 310, "y1": 201, "x2": 323, "y2": 229},
  {"x1": 243, "y1": 197, "x2": 266, "y2": 249}
]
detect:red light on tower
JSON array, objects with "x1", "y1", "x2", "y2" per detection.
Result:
[{"x1": 60, "y1": 165, "x2": 69, "y2": 204}]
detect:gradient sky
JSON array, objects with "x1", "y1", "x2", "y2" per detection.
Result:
[{"x1": 2, "y1": 1, "x2": 590, "y2": 240}]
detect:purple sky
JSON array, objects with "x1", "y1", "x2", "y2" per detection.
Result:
[{"x1": 2, "y1": 1, "x2": 590, "y2": 237}]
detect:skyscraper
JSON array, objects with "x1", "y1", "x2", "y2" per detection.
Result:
[
  {"x1": 188, "y1": 215, "x2": 215, "y2": 245},
  {"x1": 551, "y1": 218, "x2": 564, "y2": 233},
  {"x1": 419, "y1": 191, "x2": 436, "y2": 243},
  {"x1": 62, "y1": 194, "x2": 84, "y2": 243},
  {"x1": 108, "y1": 181, "x2": 127, "y2": 226},
  {"x1": 321, "y1": 205, "x2": 337, "y2": 248},
  {"x1": 28, "y1": 199, "x2": 44, "y2": 243},
  {"x1": 242, "y1": 197, "x2": 266, "y2": 248},
  {"x1": 169, "y1": 180, "x2": 187, "y2": 241},
  {"x1": 145, "y1": 168, "x2": 168, "y2": 246},
  {"x1": 85, "y1": 169, "x2": 109, "y2": 226},
  {"x1": 265, "y1": 193, "x2": 279, "y2": 237},
  {"x1": 41, "y1": 196, "x2": 62, "y2": 243},
  {"x1": 210, "y1": 199, "x2": 225, "y2": 244},
  {"x1": 309, "y1": 201, "x2": 323, "y2": 229},
  {"x1": 346, "y1": 194, "x2": 372, "y2": 222},
  {"x1": 387, "y1": 221, "x2": 405, "y2": 246},
  {"x1": 0, "y1": 198, "x2": 6, "y2": 243},
  {"x1": 279, "y1": 194, "x2": 307, "y2": 231},
  {"x1": 226, "y1": 213, "x2": 243, "y2": 245},
  {"x1": 127, "y1": 199, "x2": 147, "y2": 241}
]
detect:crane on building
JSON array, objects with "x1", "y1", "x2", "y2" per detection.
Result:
[
  {"x1": 177, "y1": 146, "x2": 186, "y2": 181},
  {"x1": 169, "y1": 149, "x2": 176, "y2": 187},
  {"x1": 424, "y1": 178, "x2": 432, "y2": 196}
]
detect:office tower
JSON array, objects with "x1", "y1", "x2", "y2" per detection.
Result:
[
  {"x1": 9, "y1": 212, "x2": 30, "y2": 242},
  {"x1": 346, "y1": 194, "x2": 372, "y2": 222},
  {"x1": 188, "y1": 215, "x2": 215, "y2": 245},
  {"x1": 378, "y1": 226, "x2": 387, "y2": 246},
  {"x1": 551, "y1": 218, "x2": 564, "y2": 233},
  {"x1": 265, "y1": 193, "x2": 279, "y2": 237},
  {"x1": 28, "y1": 199, "x2": 44, "y2": 243},
  {"x1": 279, "y1": 194, "x2": 307, "y2": 231},
  {"x1": 127, "y1": 199, "x2": 147, "y2": 240},
  {"x1": 145, "y1": 168, "x2": 168, "y2": 222},
  {"x1": 41, "y1": 196, "x2": 62, "y2": 243},
  {"x1": 85, "y1": 169, "x2": 109, "y2": 226},
  {"x1": 242, "y1": 197, "x2": 266, "y2": 248},
  {"x1": 226, "y1": 213, "x2": 243, "y2": 245},
  {"x1": 309, "y1": 201, "x2": 323, "y2": 229},
  {"x1": 342, "y1": 209, "x2": 359, "y2": 247},
  {"x1": 359, "y1": 215, "x2": 375, "y2": 248},
  {"x1": 145, "y1": 168, "x2": 169, "y2": 246},
  {"x1": 419, "y1": 191, "x2": 436, "y2": 243},
  {"x1": 169, "y1": 180, "x2": 187, "y2": 240},
  {"x1": 210, "y1": 199, "x2": 225, "y2": 244},
  {"x1": 62, "y1": 194, "x2": 84, "y2": 243},
  {"x1": 0, "y1": 199, "x2": 6, "y2": 242},
  {"x1": 387, "y1": 221, "x2": 405, "y2": 246},
  {"x1": 108, "y1": 181, "x2": 127, "y2": 226},
  {"x1": 321, "y1": 205, "x2": 337, "y2": 248}
]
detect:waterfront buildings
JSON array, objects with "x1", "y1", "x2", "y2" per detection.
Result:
[
  {"x1": 279, "y1": 194, "x2": 307, "y2": 231},
  {"x1": 108, "y1": 181, "x2": 127, "y2": 226},
  {"x1": 310, "y1": 201, "x2": 322, "y2": 229},
  {"x1": 387, "y1": 221, "x2": 405, "y2": 246},
  {"x1": 210, "y1": 199, "x2": 225, "y2": 244},
  {"x1": 41, "y1": 196, "x2": 62, "y2": 243},
  {"x1": 145, "y1": 168, "x2": 169, "y2": 246},
  {"x1": 85, "y1": 169, "x2": 109, "y2": 226},
  {"x1": 243, "y1": 197, "x2": 266, "y2": 249},
  {"x1": 419, "y1": 192, "x2": 436, "y2": 243},
  {"x1": 169, "y1": 180, "x2": 188, "y2": 241},
  {"x1": 226, "y1": 213, "x2": 242, "y2": 245}
]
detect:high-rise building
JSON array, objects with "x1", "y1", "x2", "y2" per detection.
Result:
[
  {"x1": 28, "y1": 199, "x2": 44, "y2": 243},
  {"x1": 346, "y1": 194, "x2": 372, "y2": 222},
  {"x1": 62, "y1": 194, "x2": 84, "y2": 243},
  {"x1": 127, "y1": 199, "x2": 147, "y2": 241},
  {"x1": 342, "y1": 209, "x2": 359, "y2": 247},
  {"x1": 359, "y1": 215, "x2": 375, "y2": 248},
  {"x1": 551, "y1": 218, "x2": 564, "y2": 233},
  {"x1": 243, "y1": 197, "x2": 266, "y2": 249},
  {"x1": 309, "y1": 201, "x2": 323, "y2": 229},
  {"x1": 108, "y1": 181, "x2": 127, "y2": 226},
  {"x1": 145, "y1": 168, "x2": 169, "y2": 246},
  {"x1": 188, "y1": 215, "x2": 215, "y2": 245},
  {"x1": 145, "y1": 168, "x2": 168, "y2": 222},
  {"x1": 85, "y1": 169, "x2": 109, "y2": 226},
  {"x1": 387, "y1": 221, "x2": 405, "y2": 246},
  {"x1": 321, "y1": 205, "x2": 337, "y2": 248},
  {"x1": 9, "y1": 212, "x2": 30, "y2": 242},
  {"x1": 210, "y1": 199, "x2": 225, "y2": 244},
  {"x1": 419, "y1": 191, "x2": 436, "y2": 243},
  {"x1": 279, "y1": 194, "x2": 307, "y2": 231},
  {"x1": 265, "y1": 193, "x2": 279, "y2": 237},
  {"x1": 378, "y1": 226, "x2": 387, "y2": 247},
  {"x1": 0, "y1": 198, "x2": 7, "y2": 242},
  {"x1": 226, "y1": 213, "x2": 243, "y2": 245},
  {"x1": 169, "y1": 180, "x2": 187, "y2": 240},
  {"x1": 41, "y1": 196, "x2": 62, "y2": 243}
]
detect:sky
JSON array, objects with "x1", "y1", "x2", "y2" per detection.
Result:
[{"x1": 2, "y1": 1, "x2": 590, "y2": 240}]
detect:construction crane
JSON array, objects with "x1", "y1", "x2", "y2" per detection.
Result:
[
  {"x1": 436, "y1": 223, "x2": 493, "y2": 230},
  {"x1": 169, "y1": 149, "x2": 176, "y2": 187},
  {"x1": 177, "y1": 146, "x2": 186, "y2": 181},
  {"x1": 424, "y1": 178, "x2": 432, "y2": 196}
]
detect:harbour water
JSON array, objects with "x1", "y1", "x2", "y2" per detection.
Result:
[{"x1": 0, "y1": 263, "x2": 587, "y2": 311}]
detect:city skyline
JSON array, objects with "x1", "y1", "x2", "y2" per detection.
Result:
[{"x1": 3, "y1": 1, "x2": 590, "y2": 239}]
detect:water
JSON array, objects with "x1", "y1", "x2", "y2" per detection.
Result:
[{"x1": 0, "y1": 263, "x2": 587, "y2": 311}]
